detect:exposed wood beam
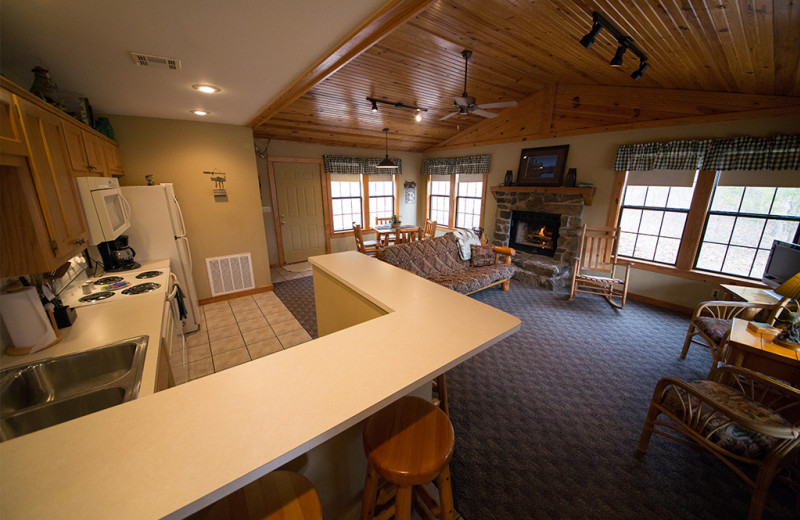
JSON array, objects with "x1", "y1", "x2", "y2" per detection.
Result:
[{"x1": 247, "y1": 0, "x2": 437, "y2": 129}]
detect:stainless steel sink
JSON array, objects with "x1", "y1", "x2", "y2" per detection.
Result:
[{"x1": 0, "y1": 336, "x2": 148, "y2": 441}]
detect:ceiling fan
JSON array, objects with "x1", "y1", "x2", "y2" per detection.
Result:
[{"x1": 440, "y1": 49, "x2": 517, "y2": 121}]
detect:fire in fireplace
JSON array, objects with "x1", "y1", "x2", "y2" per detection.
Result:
[{"x1": 509, "y1": 210, "x2": 561, "y2": 257}]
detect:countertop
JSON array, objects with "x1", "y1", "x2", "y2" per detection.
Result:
[{"x1": 0, "y1": 251, "x2": 520, "y2": 520}]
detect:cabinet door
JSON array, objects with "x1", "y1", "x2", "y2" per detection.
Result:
[
  {"x1": 62, "y1": 121, "x2": 92, "y2": 174},
  {"x1": 82, "y1": 131, "x2": 107, "y2": 176},
  {"x1": 100, "y1": 139, "x2": 124, "y2": 176},
  {"x1": 16, "y1": 97, "x2": 88, "y2": 266},
  {"x1": 0, "y1": 88, "x2": 28, "y2": 156}
]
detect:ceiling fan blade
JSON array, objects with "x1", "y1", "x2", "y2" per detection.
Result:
[
  {"x1": 474, "y1": 101, "x2": 518, "y2": 109},
  {"x1": 439, "y1": 111, "x2": 459, "y2": 121},
  {"x1": 472, "y1": 109, "x2": 499, "y2": 119}
]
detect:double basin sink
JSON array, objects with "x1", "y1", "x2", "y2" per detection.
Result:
[{"x1": 0, "y1": 336, "x2": 148, "y2": 442}]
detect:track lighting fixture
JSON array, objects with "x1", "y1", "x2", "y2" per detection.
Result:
[
  {"x1": 376, "y1": 128, "x2": 396, "y2": 169},
  {"x1": 366, "y1": 97, "x2": 428, "y2": 122},
  {"x1": 580, "y1": 11, "x2": 649, "y2": 80}
]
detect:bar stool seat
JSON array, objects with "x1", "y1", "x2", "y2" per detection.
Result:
[
  {"x1": 187, "y1": 470, "x2": 322, "y2": 520},
  {"x1": 361, "y1": 395, "x2": 455, "y2": 520}
]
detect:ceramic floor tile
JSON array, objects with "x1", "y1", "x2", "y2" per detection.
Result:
[
  {"x1": 270, "y1": 319, "x2": 303, "y2": 336},
  {"x1": 267, "y1": 311, "x2": 295, "y2": 326},
  {"x1": 259, "y1": 302, "x2": 288, "y2": 315},
  {"x1": 202, "y1": 301, "x2": 230, "y2": 312},
  {"x1": 206, "y1": 314, "x2": 237, "y2": 330},
  {"x1": 188, "y1": 357, "x2": 214, "y2": 380},
  {"x1": 186, "y1": 343, "x2": 212, "y2": 363},
  {"x1": 253, "y1": 291, "x2": 279, "y2": 303},
  {"x1": 204, "y1": 307, "x2": 234, "y2": 320},
  {"x1": 242, "y1": 326, "x2": 276, "y2": 345},
  {"x1": 208, "y1": 324, "x2": 240, "y2": 342},
  {"x1": 185, "y1": 331, "x2": 209, "y2": 348},
  {"x1": 237, "y1": 316, "x2": 269, "y2": 333},
  {"x1": 213, "y1": 348, "x2": 251, "y2": 372},
  {"x1": 247, "y1": 337, "x2": 283, "y2": 359},
  {"x1": 233, "y1": 309, "x2": 264, "y2": 323},
  {"x1": 270, "y1": 268, "x2": 288, "y2": 283},
  {"x1": 278, "y1": 329, "x2": 312, "y2": 349},
  {"x1": 210, "y1": 334, "x2": 244, "y2": 356}
]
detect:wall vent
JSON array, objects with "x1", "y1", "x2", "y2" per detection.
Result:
[
  {"x1": 205, "y1": 253, "x2": 255, "y2": 297},
  {"x1": 129, "y1": 52, "x2": 181, "y2": 71}
]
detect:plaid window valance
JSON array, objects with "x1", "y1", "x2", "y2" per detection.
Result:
[
  {"x1": 614, "y1": 134, "x2": 800, "y2": 171},
  {"x1": 323, "y1": 155, "x2": 402, "y2": 176},
  {"x1": 422, "y1": 155, "x2": 490, "y2": 175}
]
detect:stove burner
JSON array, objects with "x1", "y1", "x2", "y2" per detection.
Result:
[
  {"x1": 121, "y1": 282, "x2": 161, "y2": 295},
  {"x1": 78, "y1": 291, "x2": 115, "y2": 303},
  {"x1": 94, "y1": 276, "x2": 124, "y2": 286},
  {"x1": 135, "y1": 270, "x2": 163, "y2": 279}
]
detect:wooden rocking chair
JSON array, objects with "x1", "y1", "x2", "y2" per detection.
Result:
[{"x1": 569, "y1": 225, "x2": 631, "y2": 309}]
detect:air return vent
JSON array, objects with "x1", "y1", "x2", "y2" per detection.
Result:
[
  {"x1": 129, "y1": 52, "x2": 181, "y2": 71},
  {"x1": 206, "y1": 253, "x2": 255, "y2": 297}
]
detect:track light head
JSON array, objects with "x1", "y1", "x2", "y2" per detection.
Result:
[
  {"x1": 610, "y1": 44, "x2": 628, "y2": 67},
  {"x1": 370, "y1": 99, "x2": 378, "y2": 112},
  {"x1": 580, "y1": 23, "x2": 602, "y2": 49},
  {"x1": 630, "y1": 60, "x2": 649, "y2": 80},
  {"x1": 415, "y1": 110, "x2": 422, "y2": 122}
]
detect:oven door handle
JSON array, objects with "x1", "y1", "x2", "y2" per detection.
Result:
[{"x1": 167, "y1": 273, "x2": 179, "y2": 300}]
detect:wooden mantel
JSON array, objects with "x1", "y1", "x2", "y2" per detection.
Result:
[{"x1": 490, "y1": 186, "x2": 595, "y2": 206}]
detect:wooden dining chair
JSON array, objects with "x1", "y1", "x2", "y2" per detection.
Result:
[
  {"x1": 423, "y1": 219, "x2": 437, "y2": 240},
  {"x1": 375, "y1": 217, "x2": 392, "y2": 226},
  {"x1": 395, "y1": 227, "x2": 420, "y2": 244},
  {"x1": 353, "y1": 223, "x2": 381, "y2": 256}
]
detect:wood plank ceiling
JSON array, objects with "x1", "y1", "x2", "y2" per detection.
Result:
[{"x1": 249, "y1": 0, "x2": 800, "y2": 153}]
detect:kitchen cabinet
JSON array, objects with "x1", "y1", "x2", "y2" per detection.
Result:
[
  {"x1": 0, "y1": 87, "x2": 28, "y2": 156},
  {"x1": 62, "y1": 121, "x2": 106, "y2": 176},
  {"x1": 101, "y1": 139, "x2": 125, "y2": 176},
  {"x1": 0, "y1": 80, "x2": 89, "y2": 276}
]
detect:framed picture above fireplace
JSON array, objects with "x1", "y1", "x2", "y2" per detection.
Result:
[{"x1": 516, "y1": 145, "x2": 569, "y2": 186}]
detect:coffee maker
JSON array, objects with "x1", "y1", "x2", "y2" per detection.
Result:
[{"x1": 97, "y1": 235, "x2": 140, "y2": 272}]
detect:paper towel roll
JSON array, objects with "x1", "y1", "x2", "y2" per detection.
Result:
[{"x1": 0, "y1": 287, "x2": 57, "y2": 353}]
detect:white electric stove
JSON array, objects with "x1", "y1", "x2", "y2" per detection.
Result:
[{"x1": 60, "y1": 260, "x2": 170, "y2": 309}]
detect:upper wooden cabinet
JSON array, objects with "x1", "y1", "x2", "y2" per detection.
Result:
[
  {"x1": 63, "y1": 121, "x2": 107, "y2": 176},
  {"x1": 100, "y1": 137, "x2": 125, "y2": 176},
  {"x1": 0, "y1": 79, "x2": 90, "y2": 276},
  {"x1": 0, "y1": 88, "x2": 28, "y2": 156}
]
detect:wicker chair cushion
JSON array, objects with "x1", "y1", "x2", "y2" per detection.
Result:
[
  {"x1": 694, "y1": 317, "x2": 732, "y2": 343},
  {"x1": 430, "y1": 264, "x2": 516, "y2": 294},
  {"x1": 376, "y1": 234, "x2": 466, "y2": 278},
  {"x1": 470, "y1": 244, "x2": 494, "y2": 267},
  {"x1": 662, "y1": 380, "x2": 790, "y2": 459}
]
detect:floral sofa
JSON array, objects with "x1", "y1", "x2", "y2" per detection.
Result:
[{"x1": 375, "y1": 233, "x2": 516, "y2": 295}]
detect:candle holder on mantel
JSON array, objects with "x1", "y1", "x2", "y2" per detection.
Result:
[{"x1": 565, "y1": 168, "x2": 577, "y2": 187}]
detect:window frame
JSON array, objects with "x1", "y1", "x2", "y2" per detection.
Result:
[
  {"x1": 607, "y1": 170, "x2": 800, "y2": 286},
  {"x1": 425, "y1": 174, "x2": 488, "y2": 231},
  {"x1": 324, "y1": 173, "x2": 399, "y2": 237}
]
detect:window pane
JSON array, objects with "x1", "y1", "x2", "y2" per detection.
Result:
[
  {"x1": 710, "y1": 186, "x2": 743, "y2": 212},
  {"x1": 721, "y1": 245, "x2": 756, "y2": 277},
  {"x1": 661, "y1": 212, "x2": 687, "y2": 239},
  {"x1": 654, "y1": 237, "x2": 680, "y2": 264},
  {"x1": 740, "y1": 187, "x2": 775, "y2": 214},
  {"x1": 619, "y1": 208, "x2": 641, "y2": 233},
  {"x1": 704, "y1": 215, "x2": 734, "y2": 244},
  {"x1": 666, "y1": 186, "x2": 694, "y2": 210},
  {"x1": 644, "y1": 186, "x2": 669, "y2": 208},
  {"x1": 633, "y1": 234, "x2": 657, "y2": 261},
  {"x1": 772, "y1": 188, "x2": 800, "y2": 217},
  {"x1": 639, "y1": 210, "x2": 663, "y2": 236},
  {"x1": 623, "y1": 186, "x2": 646, "y2": 206},
  {"x1": 750, "y1": 248, "x2": 771, "y2": 279},
  {"x1": 729, "y1": 217, "x2": 765, "y2": 247},
  {"x1": 696, "y1": 242, "x2": 726, "y2": 271},
  {"x1": 618, "y1": 232, "x2": 636, "y2": 257},
  {"x1": 760, "y1": 220, "x2": 799, "y2": 248}
]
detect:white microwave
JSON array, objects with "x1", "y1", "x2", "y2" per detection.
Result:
[{"x1": 75, "y1": 177, "x2": 132, "y2": 245}]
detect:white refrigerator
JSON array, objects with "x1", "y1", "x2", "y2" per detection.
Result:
[{"x1": 120, "y1": 184, "x2": 201, "y2": 333}]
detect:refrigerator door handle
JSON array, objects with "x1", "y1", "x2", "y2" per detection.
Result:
[
  {"x1": 172, "y1": 194, "x2": 187, "y2": 237},
  {"x1": 177, "y1": 236, "x2": 193, "y2": 273}
]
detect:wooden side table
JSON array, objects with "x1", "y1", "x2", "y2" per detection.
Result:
[{"x1": 724, "y1": 318, "x2": 800, "y2": 386}]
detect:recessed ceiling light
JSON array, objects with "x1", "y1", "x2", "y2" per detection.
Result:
[
  {"x1": 191, "y1": 109, "x2": 209, "y2": 116},
  {"x1": 192, "y1": 84, "x2": 221, "y2": 94}
]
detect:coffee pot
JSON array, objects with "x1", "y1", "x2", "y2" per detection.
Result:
[{"x1": 97, "y1": 235, "x2": 140, "y2": 272}]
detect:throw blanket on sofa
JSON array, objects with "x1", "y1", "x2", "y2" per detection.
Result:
[{"x1": 450, "y1": 228, "x2": 482, "y2": 261}]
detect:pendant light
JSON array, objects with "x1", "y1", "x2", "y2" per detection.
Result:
[{"x1": 376, "y1": 128, "x2": 396, "y2": 169}]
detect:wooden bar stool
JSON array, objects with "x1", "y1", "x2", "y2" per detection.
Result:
[
  {"x1": 187, "y1": 470, "x2": 322, "y2": 520},
  {"x1": 360, "y1": 396, "x2": 455, "y2": 520}
]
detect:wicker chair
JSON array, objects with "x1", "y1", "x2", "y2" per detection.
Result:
[
  {"x1": 638, "y1": 365, "x2": 800, "y2": 520},
  {"x1": 353, "y1": 223, "x2": 380, "y2": 256},
  {"x1": 681, "y1": 299, "x2": 790, "y2": 372},
  {"x1": 568, "y1": 225, "x2": 630, "y2": 309}
]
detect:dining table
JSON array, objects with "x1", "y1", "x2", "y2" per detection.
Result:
[{"x1": 373, "y1": 224, "x2": 419, "y2": 247}]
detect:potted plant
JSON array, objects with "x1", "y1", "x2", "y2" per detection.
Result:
[{"x1": 389, "y1": 214, "x2": 401, "y2": 228}]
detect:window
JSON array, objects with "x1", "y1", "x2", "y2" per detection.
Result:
[
  {"x1": 327, "y1": 173, "x2": 398, "y2": 234},
  {"x1": 427, "y1": 174, "x2": 486, "y2": 230},
  {"x1": 695, "y1": 185, "x2": 800, "y2": 278}
]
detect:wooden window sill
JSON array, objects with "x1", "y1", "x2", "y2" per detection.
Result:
[{"x1": 617, "y1": 257, "x2": 768, "y2": 288}]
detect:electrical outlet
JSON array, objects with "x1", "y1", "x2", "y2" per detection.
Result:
[{"x1": 711, "y1": 289, "x2": 720, "y2": 300}]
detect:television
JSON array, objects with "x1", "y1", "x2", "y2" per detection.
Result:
[{"x1": 762, "y1": 240, "x2": 800, "y2": 289}]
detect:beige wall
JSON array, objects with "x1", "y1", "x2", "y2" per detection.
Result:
[
  {"x1": 108, "y1": 115, "x2": 271, "y2": 299},
  {"x1": 424, "y1": 114, "x2": 800, "y2": 309},
  {"x1": 254, "y1": 139, "x2": 424, "y2": 265}
]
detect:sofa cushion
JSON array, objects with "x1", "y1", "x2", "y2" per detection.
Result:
[
  {"x1": 430, "y1": 263, "x2": 516, "y2": 294},
  {"x1": 470, "y1": 244, "x2": 494, "y2": 267},
  {"x1": 376, "y1": 234, "x2": 466, "y2": 278}
]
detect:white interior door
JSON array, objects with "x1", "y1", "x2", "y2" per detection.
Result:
[{"x1": 274, "y1": 162, "x2": 326, "y2": 263}]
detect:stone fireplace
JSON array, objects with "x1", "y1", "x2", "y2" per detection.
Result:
[{"x1": 492, "y1": 188, "x2": 588, "y2": 290}]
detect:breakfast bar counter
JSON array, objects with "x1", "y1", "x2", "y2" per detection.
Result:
[{"x1": 0, "y1": 251, "x2": 520, "y2": 519}]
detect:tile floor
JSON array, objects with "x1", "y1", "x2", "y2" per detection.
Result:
[
  {"x1": 269, "y1": 264, "x2": 313, "y2": 284},
  {"x1": 179, "y1": 289, "x2": 312, "y2": 382}
]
